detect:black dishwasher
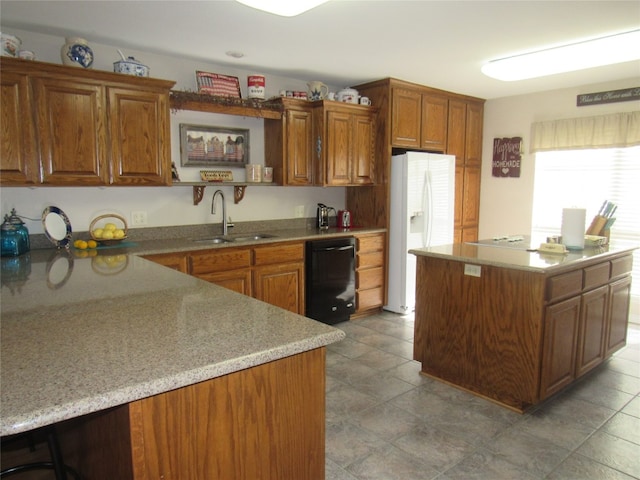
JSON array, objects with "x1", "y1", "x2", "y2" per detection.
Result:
[{"x1": 305, "y1": 237, "x2": 356, "y2": 325}]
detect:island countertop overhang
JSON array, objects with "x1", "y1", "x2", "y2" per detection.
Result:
[{"x1": 410, "y1": 240, "x2": 637, "y2": 274}]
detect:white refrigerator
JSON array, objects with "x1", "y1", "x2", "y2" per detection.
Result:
[{"x1": 385, "y1": 152, "x2": 455, "y2": 314}]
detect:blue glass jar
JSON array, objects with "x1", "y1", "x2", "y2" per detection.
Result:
[{"x1": 1, "y1": 209, "x2": 30, "y2": 257}]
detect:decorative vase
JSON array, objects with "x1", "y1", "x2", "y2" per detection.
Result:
[{"x1": 61, "y1": 37, "x2": 94, "y2": 68}]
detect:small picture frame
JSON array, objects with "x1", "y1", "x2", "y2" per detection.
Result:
[
  {"x1": 180, "y1": 124, "x2": 249, "y2": 167},
  {"x1": 196, "y1": 71, "x2": 241, "y2": 98}
]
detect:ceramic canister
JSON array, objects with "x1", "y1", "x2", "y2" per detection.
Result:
[{"x1": 247, "y1": 75, "x2": 266, "y2": 99}]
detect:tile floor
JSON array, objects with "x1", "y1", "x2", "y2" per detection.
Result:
[{"x1": 325, "y1": 311, "x2": 640, "y2": 480}]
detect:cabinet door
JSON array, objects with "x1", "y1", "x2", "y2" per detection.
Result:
[
  {"x1": 391, "y1": 88, "x2": 421, "y2": 148},
  {"x1": 540, "y1": 296, "x2": 580, "y2": 399},
  {"x1": 32, "y1": 77, "x2": 109, "y2": 185},
  {"x1": 462, "y1": 166, "x2": 481, "y2": 228},
  {"x1": 605, "y1": 276, "x2": 632, "y2": 356},
  {"x1": 108, "y1": 88, "x2": 170, "y2": 185},
  {"x1": 0, "y1": 71, "x2": 39, "y2": 184},
  {"x1": 465, "y1": 102, "x2": 484, "y2": 166},
  {"x1": 446, "y1": 99, "x2": 466, "y2": 167},
  {"x1": 351, "y1": 112, "x2": 375, "y2": 185},
  {"x1": 285, "y1": 108, "x2": 314, "y2": 185},
  {"x1": 324, "y1": 110, "x2": 352, "y2": 186},
  {"x1": 253, "y1": 262, "x2": 304, "y2": 314},
  {"x1": 421, "y1": 94, "x2": 448, "y2": 151},
  {"x1": 576, "y1": 285, "x2": 608, "y2": 377}
]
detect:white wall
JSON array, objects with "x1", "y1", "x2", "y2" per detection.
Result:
[
  {"x1": 479, "y1": 78, "x2": 640, "y2": 239},
  {"x1": 0, "y1": 29, "x2": 345, "y2": 234}
]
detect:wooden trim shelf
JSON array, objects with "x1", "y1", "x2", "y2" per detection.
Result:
[
  {"x1": 173, "y1": 182, "x2": 279, "y2": 205},
  {"x1": 170, "y1": 91, "x2": 284, "y2": 119}
]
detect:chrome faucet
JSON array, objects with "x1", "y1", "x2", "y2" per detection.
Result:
[{"x1": 211, "y1": 189, "x2": 228, "y2": 236}]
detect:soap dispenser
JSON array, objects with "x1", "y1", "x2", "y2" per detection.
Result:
[{"x1": 1, "y1": 209, "x2": 30, "y2": 257}]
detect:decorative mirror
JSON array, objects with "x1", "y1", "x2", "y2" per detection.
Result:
[{"x1": 42, "y1": 206, "x2": 73, "y2": 249}]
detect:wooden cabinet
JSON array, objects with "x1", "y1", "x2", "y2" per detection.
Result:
[
  {"x1": 314, "y1": 102, "x2": 376, "y2": 186},
  {"x1": 447, "y1": 98, "x2": 483, "y2": 243},
  {"x1": 414, "y1": 249, "x2": 635, "y2": 411},
  {"x1": 189, "y1": 247, "x2": 252, "y2": 296},
  {"x1": 0, "y1": 57, "x2": 174, "y2": 187},
  {"x1": 265, "y1": 98, "x2": 315, "y2": 186},
  {"x1": 0, "y1": 69, "x2": 38, "y2": 184},
  {"x1": 391, "y1": 87, "x2": 448, "y2": 151},
  {"x1": 353, "y1": 232, "x2": 386, "y2": 317},
  {"x1": 253, "y1": 242, "x2": 305, "y2": 313},
  {"x1": 147, "y1": 241, "x2": 305, "y2": 314}
]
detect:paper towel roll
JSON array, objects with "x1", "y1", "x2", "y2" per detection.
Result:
[{"x1": 561, "y1": 207, "x2": 586, "y2": 250}]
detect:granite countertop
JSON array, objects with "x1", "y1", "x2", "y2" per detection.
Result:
[
  {"x1": 0, "y1": 244, "x2": 347, "y2": 436},
  {"x1": 410, "y1": 237, "x2": 637, "y2": 273}
]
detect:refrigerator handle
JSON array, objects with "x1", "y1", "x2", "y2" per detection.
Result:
[{"x1": 423, "y1": 170, "x2": 433, "y2": 247}]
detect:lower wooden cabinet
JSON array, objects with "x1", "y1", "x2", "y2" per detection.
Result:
[
  {"x1": 354, "y1": 232, "x2": 386, "y2": 317},
  {"x1": 146, "y1": 241, "x2": 305, "y2": 315}
]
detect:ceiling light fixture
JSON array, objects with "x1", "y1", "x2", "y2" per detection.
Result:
[
  {"x1": 235, "y1": 0, "x2": 329, "y2": 17},
  {"x1": 481, "y1": 30, "x2": 640, "y2": 81}
]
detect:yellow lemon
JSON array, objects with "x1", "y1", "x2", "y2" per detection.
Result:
[
  {"x1": 104, "y1": 223, "x2": 117, "y2": 231},
  {"x1": 101, "y1": 230, "x2": 114, "y2": 240},
  {"x1": 113, "y1": 229, "x2": 125, "y2": 239},
  {"x1": 87, "y1": 239, "x2": 98, "y2": 249},
  {"x1": 73, "y1": 239, "x2": 83, "y2": 248},
  {"x1": 76, "y1": 240, "x2": 88, "y2": 250},
  {"x1": 92, "y1": 228, "x2": 104, "y2": 239}
]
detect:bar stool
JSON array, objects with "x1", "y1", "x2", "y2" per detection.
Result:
[{"x1": 0, "y1": 425, "x2": 80, "y2": 479}]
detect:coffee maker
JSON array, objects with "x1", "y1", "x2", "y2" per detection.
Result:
[{"x1": 316, "y1": 203, "x2": 335, "y2": 230}]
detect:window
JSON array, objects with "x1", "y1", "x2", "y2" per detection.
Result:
[{"x1": 531, "y1": 146, "x2": 640, "y2": 321}]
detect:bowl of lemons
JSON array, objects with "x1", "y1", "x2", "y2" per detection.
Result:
[{"x1": 89, "y1": 213, "x2": 128, "y2": 246}]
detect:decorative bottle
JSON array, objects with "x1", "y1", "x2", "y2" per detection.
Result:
[
  {"x1": 1, "y1": 209, "x2": 30, "y2": 257},
  {"x1": 61, "y1": 37, "x2": 94, "y2": 68}
]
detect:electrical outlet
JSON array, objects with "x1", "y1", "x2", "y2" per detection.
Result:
[
  {"x1": 464, "y1": 264, "x2": 481, "y2": 277},
  {"x1": 294, "y1": 205, "x2": 305, "y2": 218},
  {"x1": 131, "y1": 211, "x2": 148, "y2": 226}
]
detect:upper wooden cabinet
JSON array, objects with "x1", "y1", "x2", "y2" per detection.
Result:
[
  {"x1": 265, "y1": 98, "x2": 315, "y2": 186},
  {"x1": 314, "y1": 101, "x2": 376, "y2": 186},
  {"x1": 0, "y1": 57, "x2": 175, "y2": 187},
  {"x1": 0, "y1": 70, "x2": 38, "y2": 184},
  {"x1": 391, "y1": 87, "x2": 448, "y2": 151}
]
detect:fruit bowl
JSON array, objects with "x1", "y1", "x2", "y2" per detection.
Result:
[{"x1": 89, "y1": 213, "x2": 128, "y2": 245}]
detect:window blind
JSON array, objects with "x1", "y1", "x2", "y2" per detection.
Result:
[{"x1": 531, "y1": 146, "x2": 640, "y2": 315}]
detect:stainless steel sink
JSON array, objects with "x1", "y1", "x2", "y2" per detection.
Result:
[
  {"x1": 231, "y1": 233, "x2": 277, "y2": 242},
  {"x1": 191, "y1": 237, "x2": 233, "y2": 244}
]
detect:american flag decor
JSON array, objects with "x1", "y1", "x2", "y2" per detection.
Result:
[{"x1": 196, "y1": 71, "x2": 241, "y2": 98}]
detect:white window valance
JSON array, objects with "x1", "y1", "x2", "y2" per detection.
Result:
[{"x1": 530, "y1": 111, "x2": 640, "y2": 153}]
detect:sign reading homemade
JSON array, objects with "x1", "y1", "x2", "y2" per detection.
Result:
[
  {"x1": 577, "y1": 87, "x2": 640, "y2": 107},
  {"x1": 492, "y1": 137, "x2": 522, "y2": 178}
]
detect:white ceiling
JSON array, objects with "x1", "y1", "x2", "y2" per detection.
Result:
[{"x1": 2, "y1": 0, "x2": 639, "y2": 99}]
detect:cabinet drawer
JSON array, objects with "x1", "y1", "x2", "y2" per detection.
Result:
[
  {"x1": 358, "y1": 267, "x2": 384, "y2": 290},
  {"x1": 253, "y1": 242, "x2": 304, "y2": 266},
  {"x1": 358, "y1": 251, "x2": 384, "y2": 269},
  {"x1": 190, "y1": 248, "x2": 251, "y2": 275},
  {"x1": 357, "y1": 287, "x2": 384, "y2": 311},
  {"x1": 583, "y1": 262, "x2": 610, "y2": 290},
  {"x1": 357, "y1": 234, "x2": 385, "y2": 253},
  {"x1": 611, "y1": 255, "x2": 633, "y2": 279},
  {"x1": 546, "y1": 270, "x2": 582, "y2": 302}
]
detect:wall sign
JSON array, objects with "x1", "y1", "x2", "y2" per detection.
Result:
[
  {"x1": 492, "y1": 137, "x2": 522, "y2": 178},
  {"x1": 577, "y1": 87, "x2": 640, "y2": 107}
]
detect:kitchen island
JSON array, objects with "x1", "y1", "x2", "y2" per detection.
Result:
[
  {"x1": 1, "y1": 249, "x2": 345, "y2": 479},
  {"x1": 410, "y1": 239, "x2": 635, "y2": 412}
]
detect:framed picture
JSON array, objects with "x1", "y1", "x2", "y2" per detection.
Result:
[
  {"x1": 196, "y1": 71, "x2": 241, "y2": 98},
  {"x1": 180, "y1": 124, "x2": 249, "y2": 167}
]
